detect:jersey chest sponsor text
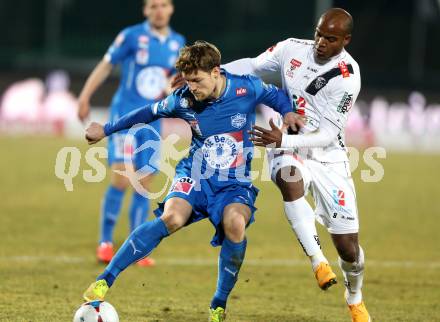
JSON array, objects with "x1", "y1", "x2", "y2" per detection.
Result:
[{"x1": 202, "y1": 131, "x2": 244, "y2": 170}]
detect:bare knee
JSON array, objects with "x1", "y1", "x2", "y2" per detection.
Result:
[
  {"x1": 332, "y1": 233, "x2": 359, "y2": 263},
  {"x1": 223, "y1": 204, "x2": 250, "y2": 243},
  {"x1": 223, "y1": 215, "x2": 246, "y2": 242},
  {"x1": 160, "y1": 198, "x2": 192, "y2": 234},
  {"x1": 161, "y1": 212, "x2": 186, "y2": 234},
  {"x1": 275, "y1": 166, "x2": 305, "y2": 201},
  {"x1": 338, "y1": 246, "x2": 358, "y2": 263}
]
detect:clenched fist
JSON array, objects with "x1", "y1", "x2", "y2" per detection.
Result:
[{"x1": 85, "y1": 122, "x2": 106, "y2": 145}]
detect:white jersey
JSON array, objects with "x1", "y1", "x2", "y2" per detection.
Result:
[{"x1": 225, "y1": 38, "x2": 361, "y2": 163}]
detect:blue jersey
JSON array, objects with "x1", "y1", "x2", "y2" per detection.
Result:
[
  {"x1": 105, "y1": 21, "x2": 185, "y2": 114},
  {"x1": 104, "y1": 71, "x2": 293, "y2": 188}
]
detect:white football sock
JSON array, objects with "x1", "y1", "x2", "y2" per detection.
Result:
[
  {"x1": 284, "y1": 198, "x2": 327, "y2": 270},
  {"x1": 339, "y1": 245, "x2": 365, "y2": 305}
]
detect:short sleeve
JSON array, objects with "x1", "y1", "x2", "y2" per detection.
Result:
[
  {"x1": 104, "y1": 28, "x2": 132, "y2": 65},
  {"x1": 151, "y1": 92, "x2": 178, "y2": 118}
]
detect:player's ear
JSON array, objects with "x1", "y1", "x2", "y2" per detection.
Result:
[
  {"x1": 211, "y1": 67, "x2": 221, "y2": 78},
  {"x1": 343, "y1": 34, "x2": 351, "y2": 47}
]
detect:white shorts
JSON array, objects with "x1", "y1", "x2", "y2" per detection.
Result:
[{"x1": 269, "y1": 151, "x2": 359, "y2": 234}]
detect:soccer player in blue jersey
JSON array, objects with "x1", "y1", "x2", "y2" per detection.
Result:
[
  {"x1": 77, "y1": 0, "x2": 185, "y2": 266},
  {"x1": 83, "y1": 41, "x2": 303, "y2": 321}
]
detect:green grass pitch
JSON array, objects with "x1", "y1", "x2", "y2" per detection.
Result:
[{"x1": 0, "y1": 137, "x2": 439, "y2": 321}]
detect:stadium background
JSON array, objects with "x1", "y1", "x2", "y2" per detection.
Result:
[{"x1": 0, "y1": 0, "x2": 439, "y2": 321}]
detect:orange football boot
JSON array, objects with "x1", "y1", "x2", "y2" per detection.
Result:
[
  {"x1": 348, "y1": 301, "x2": 371, "y2": 322},
  {"x1": 137, "y1": 257, "x2": 156, "y2": 267},
  {"x1": 314, "y1": 262, "x2": 337, "y2": 290}
]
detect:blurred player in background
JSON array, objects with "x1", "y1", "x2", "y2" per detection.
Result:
[
  {"x1": 224, "y1": 8, "x2": 370, "y2": 322},
  {"x1": 77, "y1": 0, "x2": 185, "y2": 266},
  {"x1": 82, "y1": 41, "x2": 302, "y2": 322}
]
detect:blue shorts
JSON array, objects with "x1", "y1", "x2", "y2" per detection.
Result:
[
  {"x1": 154, "y1": 168, "x2": 259, "y2": 247},
  {"x1": 107, "y1": 116, "x2": 161, "y2": 174}
]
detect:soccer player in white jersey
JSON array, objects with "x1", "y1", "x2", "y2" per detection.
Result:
[{"x1": 223, "y1": 8, "x2": 370, "y2": 322}]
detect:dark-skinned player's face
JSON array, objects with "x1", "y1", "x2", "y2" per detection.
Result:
[{"x1": 314, "y1": 17, "x2": 351, "y2": 61}]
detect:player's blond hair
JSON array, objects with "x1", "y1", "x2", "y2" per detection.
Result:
[{"x1": 175, "y1": 41, "x2": 221, "y2": 74}]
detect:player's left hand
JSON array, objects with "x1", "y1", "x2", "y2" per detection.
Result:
[
  {"x1": 249, "y1": 118, "x2": 283, "y2": 147},
  {"x1": 85, "y1": 122, "x2": 106, "y2": 145}
]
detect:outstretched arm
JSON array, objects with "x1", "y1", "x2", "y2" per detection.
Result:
[
  {"x1": 85, "y1": 93, "x2": 177, "y2": 145},
  {"x1": 85, "y1": 106, "x2": 156, "y2": 145},
  {"x1": 249, "y1": 117, "x2": 339, "y2": 148}
]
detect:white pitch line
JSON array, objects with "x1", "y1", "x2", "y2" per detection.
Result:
[{"x1": 0, "y1": 256, "x2": 439, "y2": 269}]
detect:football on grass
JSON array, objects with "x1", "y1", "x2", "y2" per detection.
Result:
[{"x1": 73, "y1": 301, "x2": 119, "y2": 322}]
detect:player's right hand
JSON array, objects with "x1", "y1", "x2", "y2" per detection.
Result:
[
  {"x1": 78, "y1": 98, "x2": 90, "y2": 123},
  {"x1": 283, "y1": 112, "x2": 305, "y2": 134},
  {"x1": 85, "y1": 122, "x2": 105, "y2": 145}
]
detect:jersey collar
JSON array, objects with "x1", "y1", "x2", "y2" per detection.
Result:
[
  {"x1": 310, "y1": 47, "x2": 347, "y2": 65},
  {"x1": 143, "y1": 20, "x2": 173, "y2": 42},
  {"x1": 211, "y1": 69, "x2": 231, "y2": 104}
]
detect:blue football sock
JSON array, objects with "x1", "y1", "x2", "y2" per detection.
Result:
[
  {"x1": 100, "y1": 185, "x2": 125, "y2": 243},
  {"x1": 129, "y1": 191, "x2": 149, "y2": 232},
  {"x1": 97, "y1": 217, "x2": 169, "y2": 287},
  {"x1": 211, "y1": 238, "x2": 247, "y2": 309}
]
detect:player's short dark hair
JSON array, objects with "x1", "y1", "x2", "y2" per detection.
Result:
[
  {"x1": 144, "y1": 0, "x2": 173, "y2": 6},
  {"x1": 175, "y1": 41, "x2": 221, "y2": 74}
]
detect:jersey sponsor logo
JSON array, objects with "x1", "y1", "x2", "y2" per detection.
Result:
[
  {"x1": 286, "y1": 58, "x2": 302, "y2": 78},
  {"x1": 332, "y1": 189, "x2": 345, "y2": 206},
  {"x1": 138, "y1": 35, "x2": 149, "y2": 49},
  {"x1": 136, "y1": 66, "x2": 168, "y2": 100},
  {"x1": 337, "y1": 92, "x2": 353, "y2": 114},
  {"x1": 314, "y1": 76, "x2": 327, "y2": 90},
  {"x1": 136, "y1": 49, "x2": 149, "y2": 65},
  {"x1": 138, "y1": 35, "x2": 149, "y2": 43},
  {"x1": 290, "y1": 39, "x2": 313, "y2": 46},
  {"x1": 338, "y1": 61, "x2": 350, "y2": 78},
  {"x1": 169, "y1": 40, "x2": 180, "y2": 51},
  {"x1": 171, "y1": 177, "x2": 195, "y2": 194},
  {"x1": 267, "y1": 44, "x2": 277, "y2": 52},
  {"x1": 290, "y1": 58, "x2": 302, "y2": 68},
  {"x1": 286, "y1": 69, "x2": 294, "y2": 78},
  {"x1": 293, "y1": 95, "x2": 306, "y2": 116},
  {"x1": 305, "y1": 64, "x2": 354, "y2": 95},
  {"x1": 202, "y1": 131, "x2": 244, "y2": 169},
  {"x1": 337, "y1": 133, "x2": 345, "y2": 148},
  {"x1": 180, "y1": 98, "x2": 190, "y2": 108},
  {"x1": 307, "y1": 66, "x2": 318, "y2": 73},
  {"x1": 236, "y1": 87, "x2": 247, "y2": 96},
  {"x1": 231, "y1": 113, "x2": 247, "y2": 129}
]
